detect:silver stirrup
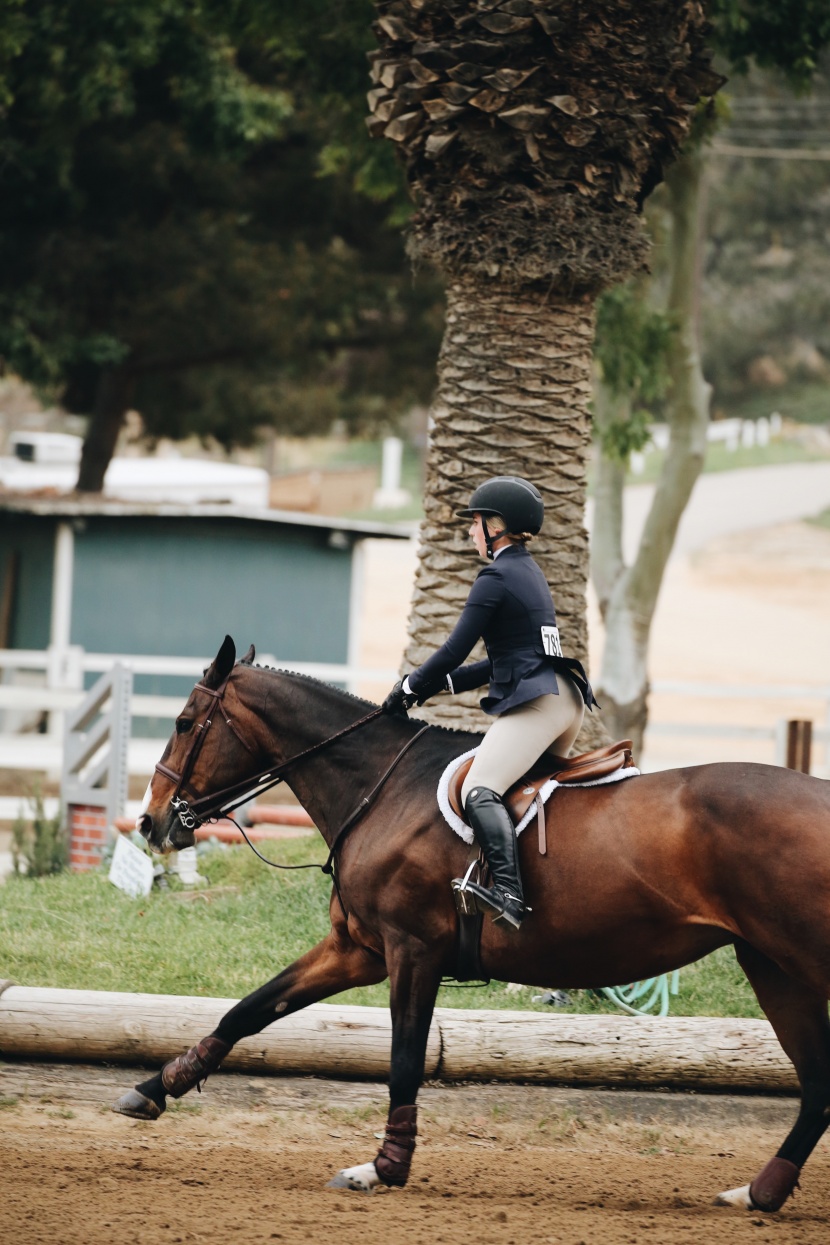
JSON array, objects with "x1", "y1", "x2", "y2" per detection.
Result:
[{"x1": 451, "y1": 859, "x2": 481, "y2": 916}]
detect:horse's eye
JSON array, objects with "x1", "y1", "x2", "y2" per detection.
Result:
[{"x1": 176, "y1": 718, "x2": 194, "y2": 735}]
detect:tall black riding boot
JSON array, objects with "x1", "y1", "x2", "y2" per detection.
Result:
[{"x1": 453, "y1": 786, "x2": 527, "y2": 930}]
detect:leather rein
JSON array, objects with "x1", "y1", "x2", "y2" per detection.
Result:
[{"x1": 154, "y1": 677, "x2": 429, "y2": 900}]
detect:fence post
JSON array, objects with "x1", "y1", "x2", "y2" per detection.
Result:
[
  {"x1": 61, "y1": 664, "x2": 132, "y2": 871},
  {"x1": 785, "y1": 719, "x2": 812, "y2": 774}
]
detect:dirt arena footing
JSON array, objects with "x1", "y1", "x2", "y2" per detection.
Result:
[{"x1": 3, "y1": 1060, "x2": 830, "y2": 1244}]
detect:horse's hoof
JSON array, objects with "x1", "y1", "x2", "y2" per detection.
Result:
[
  {"x1": 713, "y1": 1183, "x2": 753, "y2": 1210},
  {"x1": 327, "y1": 1161, "x2": 380, "y2": 1193},
  {"x1": 112, "y1": 1089, "x2": 165, "y2": 1120}
]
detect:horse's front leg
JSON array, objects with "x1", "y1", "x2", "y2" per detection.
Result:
[
  {"x1": 329, "y1": 944, "x2": 442, "y2": 1194},
  {"x1": 112, "y1": 920, "x2": 387, "y2": 1120}
]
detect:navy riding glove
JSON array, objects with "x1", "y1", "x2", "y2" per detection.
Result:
[{"x1": 382, "y1": 680, "x2": 419, "y2": 717}]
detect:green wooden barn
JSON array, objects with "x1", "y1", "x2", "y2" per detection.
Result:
[{"x1": 0, "y1": 496, "x2": 410, "y2": 716}]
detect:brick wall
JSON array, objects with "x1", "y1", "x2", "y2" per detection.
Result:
[{"x1": 68, "y1": 804, "x2": 110, "y2": 872}]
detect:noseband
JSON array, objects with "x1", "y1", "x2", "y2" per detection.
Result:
[{"x1": 155, "y1": 676, "x2": 386, "y2": 831}]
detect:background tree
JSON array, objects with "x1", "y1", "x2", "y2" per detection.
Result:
[
  {"x1": 0, "y1": 0, "x2": 442, "y2": 490},
  {"x1": 591, "y1": 115, "x2": 714, "y2": 755},
  {"x1": 368, "y1": 0, "x2": 721, "y2": 733},
  {"x1": 702, "y1": 62, "x2": 830, "y2": 413},
  {"x1": 591, "y1": 4, "x2": 830, "y2": 755}
]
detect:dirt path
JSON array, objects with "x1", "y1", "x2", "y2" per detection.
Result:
[{"x1": 2, "y1": 1062, "x2": 829, "y2": 1244}]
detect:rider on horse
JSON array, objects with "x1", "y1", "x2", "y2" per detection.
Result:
[{"x1": 383, "y1": 475, "x2": 597, "y2": 931}]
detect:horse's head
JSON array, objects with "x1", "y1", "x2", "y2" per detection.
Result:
[{"x1": 138, "y1": 635, "x2": 263, "y2": 853}]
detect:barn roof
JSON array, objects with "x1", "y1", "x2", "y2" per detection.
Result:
[{"x1": 0, "y1": 494, "x2": 414, "y2": 540}]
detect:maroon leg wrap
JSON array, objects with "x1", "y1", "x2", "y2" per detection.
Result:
[
  {"x1": 161, "y1": 1036, "x2": 231, "y2": 1098},
  {"x1": 749, "y1": 1157, "x2": 800, "y2": 1212},
  {"x1": 374, "y1": 1105, "x2": 418, "y2": 1187}
]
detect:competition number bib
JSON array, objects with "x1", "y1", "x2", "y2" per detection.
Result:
[{"x1": 541, "y1": 625, "x2": 562, "y2": 658}]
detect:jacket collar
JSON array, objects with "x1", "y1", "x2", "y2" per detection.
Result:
[{"x1": 493, "y1": 542, "x2": 528, "y2": 561}]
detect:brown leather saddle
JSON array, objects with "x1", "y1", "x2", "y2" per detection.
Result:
[{"x1": 448, "y1": 739, "x2": 635, "y2": 855}]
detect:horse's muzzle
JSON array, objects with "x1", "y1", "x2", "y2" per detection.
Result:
[{"x1": 137, "y1": 810, "x2": 195, "y2": 855}]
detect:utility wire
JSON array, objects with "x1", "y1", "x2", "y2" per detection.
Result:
[{"x1": 710, "y1": 144, "x2": 830, "y2": 160}]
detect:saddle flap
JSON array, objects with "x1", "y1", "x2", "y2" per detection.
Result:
[
  {"x1": 446, "y1": 739, "x2": 635, "y2": 825},
  {"x1": 447, "y1": 757, "x2": 475, "y2": 819}
]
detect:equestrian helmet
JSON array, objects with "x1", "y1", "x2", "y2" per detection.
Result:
[{"x1": 456, "y1": 476, "x2": 544, "y2": 535}]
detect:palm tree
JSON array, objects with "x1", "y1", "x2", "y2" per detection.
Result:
[{"x1": 369, "y1": 0, "x2": 722, "y2": 733}]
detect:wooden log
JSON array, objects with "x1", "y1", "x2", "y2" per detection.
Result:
[
  {"x1": 436, "y1": 1008, "x2": 798, "y2": 1092},
  {"x1": 0, "y1": 987, "x2": 440, "y2": 1080},
  {"x1": 0, "y1": 987, "x2": 798, "y2": 1092}
]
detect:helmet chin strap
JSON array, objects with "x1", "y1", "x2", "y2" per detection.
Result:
[{"x1": 481, "y1": 515, "x2": 500, "y2": 561}]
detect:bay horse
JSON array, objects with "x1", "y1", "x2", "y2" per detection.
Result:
[{"x1": 117, "y1": 635, "x2": 830, "y2": 1214}]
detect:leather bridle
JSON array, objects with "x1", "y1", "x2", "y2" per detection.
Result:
[
  {"x1": 155, "y1": 675, "x2": 406, "y2": 832},
  {"x1": 153, "y1": 672, "x2": 429, "y2": 919},
  {"x1": 155, "y1": 678, "x2": 259, "y2": 828}
]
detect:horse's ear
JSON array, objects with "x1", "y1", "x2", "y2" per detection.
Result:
[
  {"x1": 203, "y1": 635, "x2": 236, "y2": 689},
  {"x1": 240, "y1": 644, "x2": 256, "y2": 666}
]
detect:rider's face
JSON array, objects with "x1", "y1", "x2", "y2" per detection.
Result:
[
  {"x1": 469, "y1": 513, "x2": 489, "y2": 559},
  {"x1": 469, "y1": 512, "x2": 510, "y2": 559}
]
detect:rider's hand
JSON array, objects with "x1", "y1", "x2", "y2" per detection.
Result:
[{"x1": 382, "y1": 679, "x2": 419, "y2": 717}]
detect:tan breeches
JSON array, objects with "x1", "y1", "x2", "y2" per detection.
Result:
[{"x1": 460, "y1": 675, "x2": 586, "y2": 805}]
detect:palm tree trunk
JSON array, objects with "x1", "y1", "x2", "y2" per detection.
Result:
[
  {"x1": 76, "y1": 367, "x2": 135, "y2": 493},
  {"x1": 405, "y1": 277, "x2": 605, "y2": 746},
  {"x1": 595, "y1": 150, "x2": 711, "y2": 758}
]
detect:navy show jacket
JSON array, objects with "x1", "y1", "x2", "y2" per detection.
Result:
[{"x1": 407, "y1": 544, "x2": 596, "y2": 716}]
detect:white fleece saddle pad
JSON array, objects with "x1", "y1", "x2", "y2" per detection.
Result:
[{"x1": 437, "y1": 746, "x2": 641, "y2": 845}]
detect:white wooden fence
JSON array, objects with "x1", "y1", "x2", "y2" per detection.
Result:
[
  {"x1": 649, "y1": 679, "x2": 830, "y2": 777},
  {"x1": 0, "y1": 646, "x2": 398, "y2": 800},
  {"x1": 1, "y1": 649, "x2": 828, "y2": 794}
]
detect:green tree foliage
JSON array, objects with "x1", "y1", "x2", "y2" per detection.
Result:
[
  {"x1": 593, "y1": 284, "x2": 675, "y2": 462},
  {"x1": 0, "y1": 0, "x2": 442, "y2": 487},
  {"x1": 702, "y1": 61, "x2": 830, "y2": 410},
  {"x1": 592, "y1": 4, "x2": 830, "y2": 461},
  {"x1": 710, "y1": 1, "x2": 830, "y2": 86}
]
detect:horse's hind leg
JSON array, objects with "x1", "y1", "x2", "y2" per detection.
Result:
[
  {"x1": 715, "y1": 941, "x2": 830, "y2": 1213},
  {"x1": 112, "y1": 921, "x2": 386, "y2": 1120}
]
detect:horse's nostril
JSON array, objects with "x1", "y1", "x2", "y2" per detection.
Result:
[{"x1": 136, "y1": 813, "x2": 152, "y2": 839}]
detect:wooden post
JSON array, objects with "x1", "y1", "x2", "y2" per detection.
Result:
[{"x1": 785, "y1": 719, "x2": 812, "y2": 774}]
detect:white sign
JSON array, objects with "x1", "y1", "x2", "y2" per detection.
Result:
[{"x1": 108, "y1": 834, "x2": 154, "y2": 899}]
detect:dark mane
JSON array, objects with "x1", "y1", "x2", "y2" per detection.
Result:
[
  {"x1": 240, "y1": 660, "x2": 479, "y2": 742},
  {"x1": 248, "y1": 661, "x2": 377, "y2": 711}
]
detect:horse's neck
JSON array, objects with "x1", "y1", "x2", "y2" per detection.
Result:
[{"x1": 249, "y1": 672, "x2": 408, "y2": 846}]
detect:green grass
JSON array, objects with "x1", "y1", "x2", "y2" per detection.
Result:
[
  {"x1": 0, "y1": 840, "x2": 762, "y2": 1018},
  {"x1": 809, "y1": 507, "x2": 830, "y2": 531}
]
